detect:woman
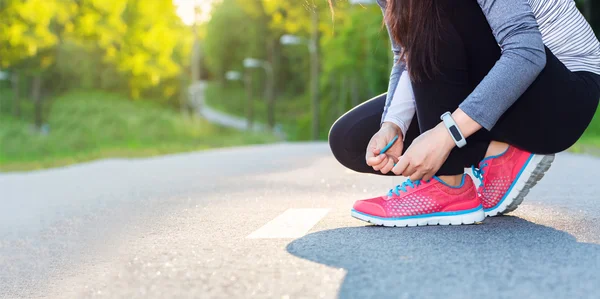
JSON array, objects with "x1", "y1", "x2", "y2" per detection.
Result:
[{"x1": 328, "y1": 0, "x2": 600, "y2": 226}]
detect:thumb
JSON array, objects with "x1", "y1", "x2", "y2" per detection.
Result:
[
  {"x1": 370, "y1": 137, "x2": 385, "y2": 155},
  {"x1": 372, "y1": 147, "x2": 381, "y2": 155}
]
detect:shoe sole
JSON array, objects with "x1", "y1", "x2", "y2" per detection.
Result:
[
  {"x1": 351, "y1": 206, "x2": 485, "y2": 227},
  {"x1": 484, "y1": 154, "x2": 555, "y2": 217}
]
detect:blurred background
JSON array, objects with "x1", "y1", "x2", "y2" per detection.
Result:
[{"x1": 1, "y1": 0, "x2": 599, "y2": 171}]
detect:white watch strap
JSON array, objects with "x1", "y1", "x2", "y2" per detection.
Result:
[{"x1": 440, "y1": 112, "x2": 467, "y2": 148}]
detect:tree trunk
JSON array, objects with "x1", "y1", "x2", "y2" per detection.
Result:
[
  {"x1": 32, "y1": 74, "x2": 43, "y2": 129},
  {"x1": 11, "y1": 72, "x2": 20, "y2": 117},
  {"x1": 191, "y1": 3, "x2": 202, "y2": 84},
  {"x1": 338, "y1": 75, "x2": 347, "y2": 116},
  {"x1": 245, "y1": 72, "x2": 254, "y2": 130},
  {"x1": 266, "y1": 40, "x2": 276, "y2": 130},
  {"x1": 191, "y1": 38, "x2": 202, "y2": 83},
  {"x1": 331, "y1": 74, "x2": 339, "y2": 116},
  {"x1": 310, "y1": 10, "x2": 321, "y2": 140},
  {"x1": 189, "y1": 19, "x2": 202, "y2": 116},
  {"x1": 351, "y1": 74, "x2": 359, "y2": 108}
]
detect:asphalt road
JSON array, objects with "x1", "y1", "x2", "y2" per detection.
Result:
[{"x1": 1, "y1": 143, "x2": 599, "y2": 299}]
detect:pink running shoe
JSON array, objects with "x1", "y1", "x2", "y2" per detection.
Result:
[
  {"x1": 351, "y1": 174, "x2": 484, "y2": 227},
  {"x1": 472, "y1": 145, "x2": 555, "y2": 217}
]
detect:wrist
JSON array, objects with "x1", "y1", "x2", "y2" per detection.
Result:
[
  {"x1": 452, "y1": 108, "x2": 482, "y2": 139},
  {"x1": 436, "y1": 123, "x2": 456, "y2": 150},
  {"x1": 382, "y1": 121, "x2": 403, "y2": 139}
]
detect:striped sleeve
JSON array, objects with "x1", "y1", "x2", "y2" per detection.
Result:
[{"x1": 528, "y1": 0, "x2": 600, "y2": 74}]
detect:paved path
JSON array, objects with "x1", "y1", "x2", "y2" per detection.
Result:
[
  {"x1": 199, "y1": 105, "x2": 250, "y2": 131},
  {"x1": 1, "y1": 143, "x2": 599, "y2": 299},
  {"x1": 197, "y1": 102, "x2": 285, "y2": 138}
]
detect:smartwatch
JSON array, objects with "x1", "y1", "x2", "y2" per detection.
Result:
[{"x1": 440, "y1": 112, "x2": 467, "y2": 148}]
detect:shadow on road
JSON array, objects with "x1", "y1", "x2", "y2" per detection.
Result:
[{"x1": 287, "y1": 216, "x2": 600, "y2": 299}]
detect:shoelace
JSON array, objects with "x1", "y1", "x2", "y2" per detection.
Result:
[
  {"x1": 471, "y1": 162, "x2": 489, "y2": 188},
  {"x1": 388, "y1": 178, "x2": 430, "y2": 197}
]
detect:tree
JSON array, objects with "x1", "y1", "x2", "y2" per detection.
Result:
[
  {"x1": 0, "y1": 0, "x2": 76, "y2": 126},
  {"x1": 205, "y1": 0, "x2": 273, "y2": 127},
  {"x1": 204, "y1": 0, "x2": 265, "y2": 81},
  {"x1": 262, "y1": 0, "x2": 330, "y2": 138}
]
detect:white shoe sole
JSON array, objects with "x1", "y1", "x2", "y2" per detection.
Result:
[
  {"x1": 484, "y1": 154, "x2": 555, "y2": 217},
  {"x1": 351, "y1": 206, "x2": 485, "y2": 227}
]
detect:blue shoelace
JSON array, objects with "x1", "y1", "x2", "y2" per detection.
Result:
[
  {"x1": 471, "y1": 162, "x2": 489, "y2": 188},
  {"x1": 388, "y1": 178, "x2": 431, "y2": 197}
]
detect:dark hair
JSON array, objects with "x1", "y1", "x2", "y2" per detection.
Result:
[
  {"x1": 385, "y1": 0, "x2": 443, "y2": 81},
  {"x1": 327, "y1": 0, "x2": 443, "y2": 81}
]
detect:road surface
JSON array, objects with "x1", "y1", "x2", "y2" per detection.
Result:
[{"x1": 1, "y1": 143, "x2": 599, "y2": 299}]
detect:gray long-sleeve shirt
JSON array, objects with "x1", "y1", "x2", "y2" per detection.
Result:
[{"x1": 378, "y1": 0, "x2": 600, "y2": 131}]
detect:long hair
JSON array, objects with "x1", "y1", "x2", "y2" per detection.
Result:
[{"x1": 385, "y1": 0, "x2": 443, "y2": 81}]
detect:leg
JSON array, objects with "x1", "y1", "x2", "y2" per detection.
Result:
[{"x1": 329, "y1": 93, "x2": 420, "y2": 175}]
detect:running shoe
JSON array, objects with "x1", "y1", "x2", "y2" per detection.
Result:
[
  {"x1": 351, "y1": 174, "x2": 484, "y2": 227},
  {"x1": 472, "y1": 145, "x2": 555, "y2": 217}
]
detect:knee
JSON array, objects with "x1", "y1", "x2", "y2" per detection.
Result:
[{"x1": 329, "y1": 116, "x2": 365, "y2": 170}]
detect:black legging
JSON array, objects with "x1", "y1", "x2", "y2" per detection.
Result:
[{"x1": 329, "y1": 0, "x2": 600, "y2": 176}]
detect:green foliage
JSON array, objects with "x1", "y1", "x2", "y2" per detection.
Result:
[
  {"x1": 0, "y1": 0, "x2": 73, "y2": 70},
  {"x1": 203, "y1": 0, "x2": 391, "y2": 140},
  {"x1": 320, "y1": 3, "x2": 390, "y2": 114},
  {"x1": 0, "y1": 0, "x2": 193, "y2": 104},
  {"x1": 203, "y1": 0, "x2": 268, "y2": 81},
  {"x1": 0, "y1": 89, "x2": 276, "y2": 171}
]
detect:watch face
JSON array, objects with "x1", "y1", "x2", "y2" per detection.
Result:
[{"x1": 449, "y1": 125, "x2": 463, "y2": 141}]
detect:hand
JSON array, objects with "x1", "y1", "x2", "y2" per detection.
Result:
[
  {"x1": 392, "y1": 123, "x2": 455, "y2": 181},
  {"x1": 365, "y1": 122, "x2": 404, "y2": 174}
]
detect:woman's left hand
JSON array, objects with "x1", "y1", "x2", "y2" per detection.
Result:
[{"x1": 392, "y1": 123, "x2": 456, "y2": 181}]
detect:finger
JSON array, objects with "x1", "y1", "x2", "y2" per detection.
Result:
[
  {"x1": 379, "y1": 156, "x2": 396, "y2": 174},
  {"x1": 373, "y1": 154, "x2": 391, "y2": 169},
  {"x1": 422, "y1": 172, "x2": 435, "y2": 182},
  {"x1": 409, "y1": 170, "x2": 425, "y2": 182},
  {"x1": 367, "y1": 154, "x2": 386, "y2": 167},
  {"x1": 372, "y1": 147, "x2": 381, "y2": 155},
  {"x1": 392, "y1": 156, "x2": 410, "y2": 175},
  {"x1": 403, "y1": 163, "x2": 417, "y2": 178},
  {"x1": 372, "y1": 155, "x2": 388, "y2": 171}
]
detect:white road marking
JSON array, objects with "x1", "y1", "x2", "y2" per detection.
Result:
[{"x1": 247, "y1": 208, "x2": 330, "y2": 239}]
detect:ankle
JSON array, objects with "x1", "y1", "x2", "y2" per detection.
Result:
[
  {"x1": 437, "y1": 174, "x2": 463, "y2": 187},
  {"x1": 485, "y1": 141, "x2": 509, "y2": 158}
]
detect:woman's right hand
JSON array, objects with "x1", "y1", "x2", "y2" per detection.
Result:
[{"x1": 365, "y1": 122, "x2": 404, "y2": 174}]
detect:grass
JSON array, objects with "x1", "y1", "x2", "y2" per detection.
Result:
[
  {"x1": 0, "y1": 89, "x2": 277, "y2": 171},
  {"x1": 569, "y1": 111, "x2": 600, "y2": 154}
]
